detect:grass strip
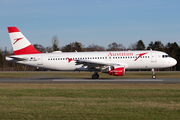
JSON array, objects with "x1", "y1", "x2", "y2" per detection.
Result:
[{"x1": 0, "y1": 83, "x2": 180, "y2": 119}]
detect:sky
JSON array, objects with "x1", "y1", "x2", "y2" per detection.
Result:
[{"x1": 0, "y1": 0, "x2": 180, "y2": 50}]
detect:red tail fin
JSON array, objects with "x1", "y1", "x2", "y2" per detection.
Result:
[{"x1": 8, "y1": 27, "x2": 42, "y2": 55}]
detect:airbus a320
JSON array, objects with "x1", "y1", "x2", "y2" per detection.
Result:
[{"x1": 6, "y1": 27, "x2": 177, "y2": 79}]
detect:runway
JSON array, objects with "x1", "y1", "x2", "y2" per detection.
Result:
[{"x1": 0, "y1": 78, "x2": 180, "y2": 83}]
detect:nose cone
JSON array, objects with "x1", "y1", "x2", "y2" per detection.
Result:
[
  {"x1": 172, "y1": 58, "x2": 177, "y2": 66},
  {"x1": 171, "y1": 58, "x2": 177, "y2": 66}
]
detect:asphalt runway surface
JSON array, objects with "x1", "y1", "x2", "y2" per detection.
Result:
[{"x1": 0, "y1": 78, "x2": 180, "y2": 83}]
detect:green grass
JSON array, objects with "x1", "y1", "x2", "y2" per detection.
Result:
[
  {"x1": 0, "y1": 84, "x2": 180, "y2": 119},
  {"x1": 0, "y1": 71, "x2": 180, "y2": 78}
]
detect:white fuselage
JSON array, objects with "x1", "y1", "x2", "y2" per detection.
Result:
[{"x1": 6, "y1": 50, "x2": 177, "y2": 71}]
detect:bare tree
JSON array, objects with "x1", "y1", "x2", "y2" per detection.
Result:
[
  {"x1": 106, "y1": 42, "x2": 126, "y2": 51},
  {"x1": 33, "y1": 44, "x2": 46, "y2": 53},
  {"x1": 85, "y1": 44, "x2": 105, "y2": 51},
  {"x1": 45, "y1": 46, "x2": 53, "y2": 53},
  {"x1": 128, "y1": 43, "x2": 137, "y2": 50},
  {"x1": 52, "y1": 36, "x2": 60, "y2": 51},
  {"x1": 61, "y1": 41, "x2": 84, "y2": 52}
]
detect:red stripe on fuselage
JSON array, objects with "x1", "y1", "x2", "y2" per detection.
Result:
[
  {"x1": 14, "y1": 45, "x2": 42, "y2": 55},
  {"x1": 7, "y1": 27, "x2": 20, "y2": 33}
]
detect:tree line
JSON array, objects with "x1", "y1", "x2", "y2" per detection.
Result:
[{"x1": 0, "y1": 36, "x2": 179, "y2": 71}]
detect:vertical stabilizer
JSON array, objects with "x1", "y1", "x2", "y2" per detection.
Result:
[{"x1": 7, "y1": 27, "x2": 41, "y2": 55}]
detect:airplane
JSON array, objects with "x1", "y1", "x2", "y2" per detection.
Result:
[{"x1": 6, "y1": 27, "x2": 177, "y2": 79}]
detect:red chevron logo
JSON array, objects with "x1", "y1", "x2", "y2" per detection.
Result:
[
  {"x1": 134, "y1": 52, "x2": 148, "y2": 61},
  {"x1": 13, "y1": 37, "x2": 23, "y2": 44},
  {"x1": 67, "y1": 57, "x2": 73, "y2": 63}
]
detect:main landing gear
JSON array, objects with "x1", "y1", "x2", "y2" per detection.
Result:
[
  {"x1": 92, "y1": 72, "x2": 99, "y2": 79},
  {"x1": 152, "y1": 68, "x2": 156, "y2": 79}
]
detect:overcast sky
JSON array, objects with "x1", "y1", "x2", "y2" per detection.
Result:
[{"x1": 0, "y1": 0, "x2": 180, "y2": 50}]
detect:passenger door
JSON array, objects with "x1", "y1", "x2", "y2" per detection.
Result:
[
  {"x1": 151, "y1": 52, "x2": 157, "y2": 62},
  {"x1": 37, "y1": 56, "x2": 43, "y2": 65}
]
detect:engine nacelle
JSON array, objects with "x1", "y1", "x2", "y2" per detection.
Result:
[{"x1": 109, "y1": 66, "x2": 125, "y2": 76}]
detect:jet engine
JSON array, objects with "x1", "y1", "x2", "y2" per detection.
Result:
[{"x1": 109, "y1": 66, "x2": 125, "y2": 76}]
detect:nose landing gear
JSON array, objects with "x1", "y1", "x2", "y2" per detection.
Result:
[{"x1": 152, "y1": 68, "x2": 156, "y2": 79}]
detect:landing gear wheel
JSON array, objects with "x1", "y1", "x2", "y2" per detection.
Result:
[
  {"x1": 152, "y1": 68, "x2": 156, "y2": 79},
  {"x1": 97, "y1": 74, "x2": 99, "y2": 78},
  {"x1": 92, "y1": 74, "x2": 99, "y2": 79}
]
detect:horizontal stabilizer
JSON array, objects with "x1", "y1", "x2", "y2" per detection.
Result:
[{"x1": 6, "y1": 56, "x2": 28, "y2": 61}]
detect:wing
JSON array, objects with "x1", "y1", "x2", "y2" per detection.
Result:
[
  {"x1": 68, "y1": 57, "x2": 126, "y2": 71},
  {"x1": 75, "y1": 59, "x2": 120, "y2": 68}
]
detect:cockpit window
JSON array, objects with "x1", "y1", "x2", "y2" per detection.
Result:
[{"x1": 162, "y1": 55, "x2": 170, "y2": 58}]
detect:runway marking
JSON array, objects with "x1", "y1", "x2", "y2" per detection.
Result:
[{"x1": 53, "y1": 79, "x2": 163, "y2": 82}]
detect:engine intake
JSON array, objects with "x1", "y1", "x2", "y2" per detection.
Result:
[{"x1": 109, "y1": 66, "x2": 125, "y2": 76}]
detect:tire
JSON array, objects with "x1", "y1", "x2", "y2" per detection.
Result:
[
  {"x1": 92, "y1": 74, "x2": 99, "y2": 79},
  {"x1": 96, "y1": 74, "x2": 99, "y2": 79}
]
